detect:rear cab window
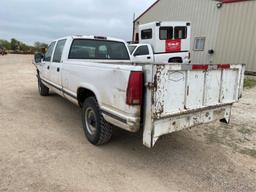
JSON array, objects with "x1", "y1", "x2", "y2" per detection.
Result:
[
  {"x1": 44, "y1": 42, "x2": 56, "y2": 62},
  {"x1": 68, "y1": 39, "x2": 130, "y2": 60}
]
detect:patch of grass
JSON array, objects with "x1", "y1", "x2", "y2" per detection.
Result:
[
  {"x1": 238, "y1": 128, "x2": 253, "y2": 135},
  {"x1": 244, "y1": 78, "x2": 256, "y2": 89},
  {"x1": 240, "y1": 148, "x2": 256, "y2": 158}
]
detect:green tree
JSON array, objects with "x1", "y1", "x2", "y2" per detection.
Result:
[
  {"x1": 34, "y1": 41, "x2": 48, "y2": 52},
  {"x1": 0, "y1": 38, "x2": 47, "y2": 53},
  {"x1": 10, "y1": 38, "x2": 19, "y2": 50}
]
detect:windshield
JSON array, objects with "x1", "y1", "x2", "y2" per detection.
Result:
[{"x1": 128, "y1": 45, "x2": 137, "y2": 54}]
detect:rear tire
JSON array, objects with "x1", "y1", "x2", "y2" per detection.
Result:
[
  {"x1": 82, "y1": 97, "x2": 112, "y2": 145},
  {"x1": 38, "y1": 77, "x2": 49, "y2": 96}
]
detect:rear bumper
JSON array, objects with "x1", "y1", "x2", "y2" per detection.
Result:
[
  {"x1": 144, "y1": 104, "x2": 232, "y2": 148},
  {"x1": 101, "y1": 107, "x2": 140, "y2": 132}
]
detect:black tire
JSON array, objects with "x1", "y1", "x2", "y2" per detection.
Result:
[
  {"x1": 82, "y1": 97, "x2": 112, "y2": 145},
  {"x1": 38, "y1": 77, "x2": 49, "y2": 96}
]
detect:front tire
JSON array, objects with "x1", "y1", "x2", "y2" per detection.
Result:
[
  {"x1": 38, "y1": 77, "x2": 49, "y2": 96},
  {"x1": 82, "y1": 97, "x2": 112, "y2": 145}
]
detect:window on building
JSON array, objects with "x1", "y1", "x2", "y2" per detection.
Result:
[
  {"x1": 141, "y1": 29, "x2": 152, "y2": 39},
  {"x1": 174, "y1": 27, "x2": 187, "y2": 39},
  {"x1": 53, "y1": 39, "x2": 67, "y2": 63},
  {"x1": 68, "y1": 39, "x2": 130, "y2": 60},
  {"x1": 159, "y1": 27, "x2": 173, "y2": 40},
  {"x1": 134, "y1": 45, "x2": 149, "y2": 56},
  {"x1": 194, "y1": 37, "x2": 206, "y2": 51},
  {"x1": 44, "y1": 41, "x2": 56, "y2": 62}
]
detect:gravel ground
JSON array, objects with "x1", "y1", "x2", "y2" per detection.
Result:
[{"x1": 0, "y1": 54, "x2": 256, "y2": 192}]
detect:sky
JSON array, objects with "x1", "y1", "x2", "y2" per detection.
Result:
[{"x1": 0, "y1": 0, "x2": 155, "y2": 45}]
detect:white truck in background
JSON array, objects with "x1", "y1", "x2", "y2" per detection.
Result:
[
  {"x1": 34, "y1": 35, "x2": 245, "y2": 148},
  {"x1": 130, "y1": 21, "x2": 191, "y2": 63}
]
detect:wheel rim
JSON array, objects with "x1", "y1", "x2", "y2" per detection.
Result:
[{"x1": 85, "y1": 107, "x2": 97, "y2": 136}]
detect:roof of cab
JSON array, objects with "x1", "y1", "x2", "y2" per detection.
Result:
[{"x1": 52, "y1": 35, "x2": 127, "y2": 44}]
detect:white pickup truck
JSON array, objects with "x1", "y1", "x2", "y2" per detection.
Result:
[
  {"x1": 128, "y1": 43, "x2": 190, "y2": 64},
  {"x1": 34, "y1": 35, "x2": 245, "y2": 148}
]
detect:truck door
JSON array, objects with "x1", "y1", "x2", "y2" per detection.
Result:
[
  {"x1": 40, "y1": 41, "x2": 56, "y2": 81},
  {"x1": 50, "y1": 39, "x2": 67, "y2": 95},
  {"x1": 132, "y1": 45, "x2": 154, "y2": 63}
]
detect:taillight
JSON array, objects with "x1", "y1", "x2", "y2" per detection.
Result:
[{"x1": 126, "y1": 71, "x2": 143, "y2": 105}]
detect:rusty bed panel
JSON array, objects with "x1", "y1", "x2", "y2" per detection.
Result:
[{"x1": 152, "y1": 64, "x2": 241, "y2": 119}]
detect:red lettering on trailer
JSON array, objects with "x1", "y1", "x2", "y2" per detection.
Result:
[{"x1": 165, "y1": 39, "x2": 181, "y2": 53}]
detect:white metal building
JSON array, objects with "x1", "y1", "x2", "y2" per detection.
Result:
[{"x1": 133, "y1": 0, "x2": 256, "y2": 74}]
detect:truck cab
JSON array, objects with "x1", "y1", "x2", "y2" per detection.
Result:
[
  {"x1": 128, "y1": 44, "x2": 154, "y2": 63},
  {"x1": 129, "y1": 43, "x2": 191, "y2": 64}
]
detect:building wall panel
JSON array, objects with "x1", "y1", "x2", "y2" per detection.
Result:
[{"x1": 215, "y1": 1, "x2": 256, "y2": 72}]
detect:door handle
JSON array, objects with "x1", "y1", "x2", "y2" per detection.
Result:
[
  {"x1": 47, "y1": 66, "x2": 50, "y2": 70},
  {"x1": 57, "y1": 67, "x2": 60, "y2": 72},
  {"x1": 147, "y1": 56, "x2": 151, "y2": 59}
]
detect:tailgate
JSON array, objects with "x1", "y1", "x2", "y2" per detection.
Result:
[{"x1": 142, "y1": 63, "x2": 245, "y2": 148}]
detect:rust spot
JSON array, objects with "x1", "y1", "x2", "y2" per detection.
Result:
[{"x1": 152, "y1": 64, "x2": 170, "y2": 118}]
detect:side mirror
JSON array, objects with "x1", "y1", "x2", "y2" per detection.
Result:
[{"x1": 34, "y1": 52, "x2": 44, "y2": 64}]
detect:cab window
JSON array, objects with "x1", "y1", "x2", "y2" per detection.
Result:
[
  {"x1": 128, "y1": 45, "x2": 137, "y2": 54},
  {"x1": 44, "y1": 42, "x2": 56, "y2": 62},
  {"x1": 68, "y1": 39, "x2": 130, "y2": 60},
  {"x1": 134, "y1": 45, "x2": 149, "y2": 56},
  {"x1": 53, "y1": 39, "x2": 67, "y2": 63}
]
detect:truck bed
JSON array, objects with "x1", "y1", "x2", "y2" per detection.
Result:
[{"x1": 142, "y1": 63, "x2": 245, "y2": 147}]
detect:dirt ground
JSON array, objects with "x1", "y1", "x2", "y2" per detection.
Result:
[{"x1": 0, "y1": 54, "x2": 256, "y2": 192}]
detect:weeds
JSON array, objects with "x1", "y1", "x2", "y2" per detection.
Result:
[{"x1": 244, "y1": 78, "x2": 256, "y2": 89}]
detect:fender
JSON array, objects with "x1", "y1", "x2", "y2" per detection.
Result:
[{"x1": 77, "y1": 83, "x2": 102, "y2": 106}]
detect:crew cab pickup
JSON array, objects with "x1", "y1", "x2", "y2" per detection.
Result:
[
  {"x1": 128, "y1": 43, "x2": 190, "y2": 64},
  {"x1": 34, "y1": 35, "x2": 245, "y2": 148}
]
